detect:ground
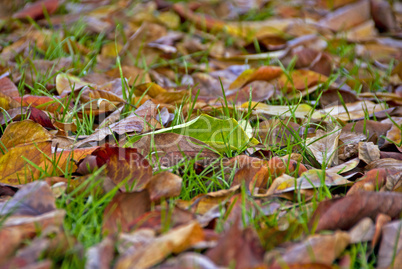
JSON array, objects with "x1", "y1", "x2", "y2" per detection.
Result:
[{"x1": 0, "y1": 0, "x2": 402, "y2": 268}]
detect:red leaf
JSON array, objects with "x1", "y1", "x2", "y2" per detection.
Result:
[
  {"x1": 27, "y1": 107, "x2": 56, "y2": 130},
  {"x1": 13, "y1": 0, "x2": 59, "y2": 20}
]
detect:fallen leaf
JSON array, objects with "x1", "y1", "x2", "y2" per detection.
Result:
[
  {"x1": 158, "y1": 252, "x2": 218, "y2": 269},
  {"x1": 267, "y1": 168, "x2": 351, "y2": 196},
  {"x1": 318, "y1": 0, "x2": 371, "y2": 31},
  {"x1": 348, "y1": 217, "x2": 375, "y2": 243},
  {"x1": 86, "y1": 236, "x2": 115, "y2": 269},
  {"x1": 370, "y1": 0, "x2": 397, "y2": 33},
  {"x1": 14, "y1": 95, "x2": 68, "y2": 114},
  {"x1": 347, "y1": 168, "x2": 388, "y2": 195},
  {"x1": 228, "y1": 66, "x2": 283, "y2": 90},
  {"x1": 0, "y1": 77, "x2": 20, "y2": 98},
  {"x1": 372, "y1": 213, "x2": 392, "y2": 248},
  {"x1": 365, "y1": 158, "x2": 402, "y2": 171},
  {"x1": 240, "y1": 102, "x2": 322, "y2": 119},
  {"x1": 377, "y1": 220, "x2": 402, "y2": 268},
  {"x1": 307, "y1": 128, "x2": 342, "y2": 167},
  {"x1": 310, "y1": 191, "x2": 402, "y2": 232},
  {"x1": 0, "y1": 181, "x2": 55, "y2": 216},
  {"x1": 0, "y1": 120, "x2": 53, "y2": 150},
  {"x1": 13, "y1": 0, "x2": 59, "y2": 20},
  {"x1": 80, "y1": 145, "x2": 151, "y2": 191},
  {"x1": 319, "y1": 101, "x2": 386, "y2": 122},
  {"x1": 271, "y1": 231, "x2": 350, "y2": 267},
  {"x1": 115, "y1": 221, "x2": 205, "y2": 269},
  {"x1": 149, "y1": 114, "x2": 258, "y2": 153},
  {"x1": 102, "y1": 190, "x2": 151, "y2": 234},
  {"x1": 277, "y1": 69, "x2": 328, "y2": 93},
  {"x1": 127, "y1": 133, "x2": 220, "y2": 167},
  {"x1": 0, "y1": 141, "x2": 52, "y2": 185},
  {"x1": 358, "y1": 142, "x2": 380, "y2": 164},
  {"x1": 0, "y1": 92, "x2": 21, "y2": 110},
  {"x1": 146, "y1": 171, "x2": 182, "y2": 202},
  {"x1": 206, "y1": 220, "x2": 265, "y2": 268},
  {"x1": 129, "y1": 206, "x2": 195, "y2": 233}
]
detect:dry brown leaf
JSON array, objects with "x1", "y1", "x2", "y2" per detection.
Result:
[
  {"x1": 13, "y1": 0, "x2": 59, "y2": 20},
  {"x1": 86, "y1": 236, "x2": 115, "y2": 269},
  {"x1": 358, "y1": 142, "x2": 380, "y2": 164},
  {"x1": 146, "y1": 171, "x2": 182, "y2": 202},
  {"x1": 365, "y1": 158, "x2": 402, "y2": 171},
  {"x1": 307, "y1": 128, "x2": 341, "y2": 167},
  {"x1": 102, "y1": 190, "x2": 151, "y2": 234},
  {"x1": 377, "y1": 220, "x2": 402, "y2": 268},
  {"x1": 348, "y1": 217, "x2": 374, "y2": 243},
  {"x1": 115, "y1": 221, "x2": 205, "y2": 269},
  {"x1": 206, "y1": 219, "x2": 265, "y2": 268},
  {"x1": 310, "y1": 191, "x2": 402, "y2": 232},
  {"x1": 129, "y1": 132, "x2": 219, "y2": 167},
  {"x1": 0, "y1": 181, "x2": 55, "y2": 216},
  {"x1": 271, "y1": 231, "x2": 350, "y2": 267},
  {"x1": 0, "y1": 77, "x2": 19, "y2": 98},
  {"x1": 347, "y1": 168, "x2": 388, "y2": 195},
  {"x1": 318, "y1": 0, "x2": 371, "y2": 31},
  {"x1": 78, "y1": 145, "x2": 153, "y2": 192},
  {"x1": 372, "y1": 213, "x2": 392, "y2": 248}
]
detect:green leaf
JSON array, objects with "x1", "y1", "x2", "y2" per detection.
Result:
[
  {"x1": 239, "y1": 102, "x2": 322, "y2": 119},
  {"x1": 139, "y1": 114, "x2": 258, "y2": 153}
]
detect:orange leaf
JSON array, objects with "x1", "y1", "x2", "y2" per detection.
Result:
[{"x1": 229, "y1": 66, "x2": 283, "y2": 90}]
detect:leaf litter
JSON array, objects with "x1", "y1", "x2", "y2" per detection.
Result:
[{"x1": 0, "y1": 0, "x2": 402, "y2": 268}]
